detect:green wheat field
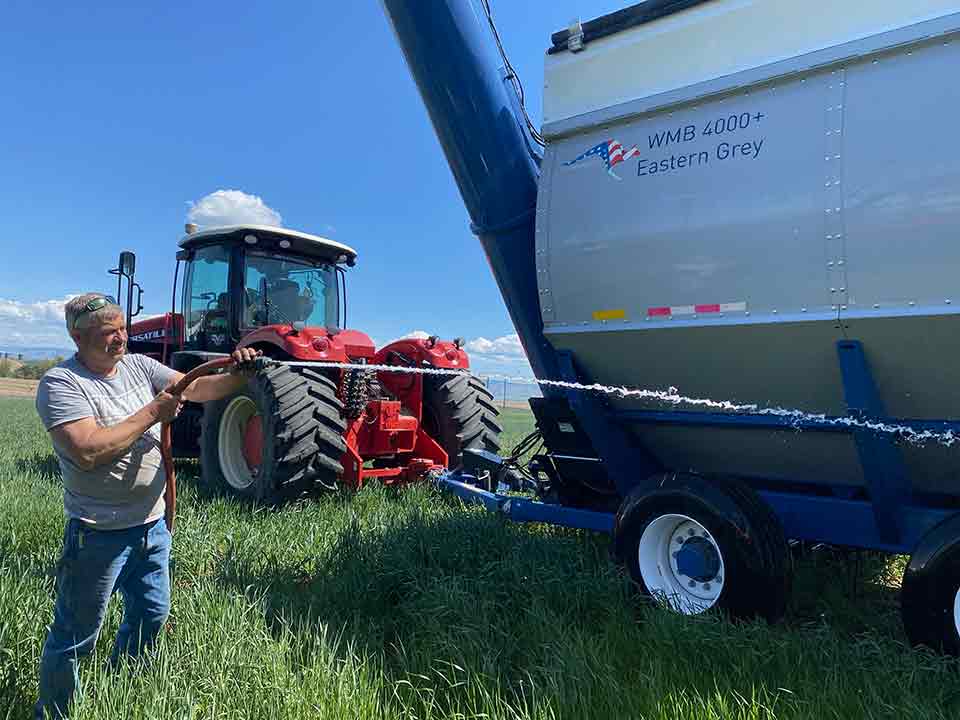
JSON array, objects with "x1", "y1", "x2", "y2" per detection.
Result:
[{"x1": 1, "y1": 396, "x2": 958, "y2": 719}]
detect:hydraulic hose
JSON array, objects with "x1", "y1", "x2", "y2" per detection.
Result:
[{"x1": 160, "y1": 356, "x2": 236, "y2": 533}]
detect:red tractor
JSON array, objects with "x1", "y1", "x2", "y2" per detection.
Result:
[{"x1": 113, "y1": 224, "x2": 502, "y2": 501}]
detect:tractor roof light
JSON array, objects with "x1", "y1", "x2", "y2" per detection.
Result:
[
  {"x1": 244, "y1": 234, "x2": 258, "y2": 245},
  {"x1": 279, "y1": 239, "x2": 291, "y2": 249}
]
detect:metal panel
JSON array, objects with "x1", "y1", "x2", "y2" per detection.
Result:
[
  {"x1": 616, "y1": 407, "x2": 960, "y2": 498},
  {"x1": 836, "y1": 312, "x2": 960, "y2": 419},
  {"x1": 542, "y1": 72, "x2": 831, "y2": 330},
  {"x1": 545, "y1": 14, "x2": 960, "y2": 142},
  {"x1": 633, "y1": 423, "x2": 866, "y2": 488},
  {"x1": 842, "y1": 38, "x2": 960, "y2": 314},
  {"x1": 549, "y1": 316, "x2": 960, "y2": 495},
  {"x1": 543, "y1": 0, "x2": 960, "y2": 128},
  {"x1": 547, "y1": 318, "x2": 848, "y2": 414}
]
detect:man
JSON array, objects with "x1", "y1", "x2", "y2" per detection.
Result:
[{"x1": 33, "y1": 292, "x2": 258, "y2": 719}]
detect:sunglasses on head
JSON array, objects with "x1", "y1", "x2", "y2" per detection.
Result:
[{"x1": 72, "y1": 295, "x2": 118, "y2": 328}]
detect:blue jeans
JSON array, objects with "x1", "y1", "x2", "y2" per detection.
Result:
[{"x1": 35, "y1": 517, "x2": 171, "y2": 720}]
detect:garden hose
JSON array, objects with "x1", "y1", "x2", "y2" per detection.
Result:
[{"x1": 160, "y1": 356, "x2": 236, "y2": 533}]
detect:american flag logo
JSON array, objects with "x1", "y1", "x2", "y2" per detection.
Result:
[{"x1": 563, "y1": 139, "x2": 642, "y2": 180}]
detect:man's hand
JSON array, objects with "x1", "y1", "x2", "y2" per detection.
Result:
[
  {"x1": 179, "y1": 349, "x2": 263, "y2": 404},
  {"x1": 229, "y1": 348, "x2": 261, "y2": 376},
  {"x1": 151, "y1": 387, "x2": 184, "y2": 424}
]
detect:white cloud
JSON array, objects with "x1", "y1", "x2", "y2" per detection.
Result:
[
  {"x1": 384, "y1": 330, "x2": 431, "y2": 345},
  {"x1": 0, "y1": 298, "x2": 173, "y2": 353},
  {"x1": 463, "y1": 333, "x2": 532, "y2": 377},
  {"x1": 0, "y1": 296, "x2": 77, "y2": 349},
  {"x1": 465, "y1": 334, "x2": 525, "y2": 358},
  {"x1": 0, "y1": 297, "x2": 70, "y2": 323},
  {"x1": 186, "y1": 189, "x2": 282, "y2": 228},
  {"x1": 380, "y1": 330, "x2": 532, "y2": 377}
]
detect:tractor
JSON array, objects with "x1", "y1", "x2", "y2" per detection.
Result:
[{"x1": 112, "y1": 223, "x2": 502, "y2": 501}]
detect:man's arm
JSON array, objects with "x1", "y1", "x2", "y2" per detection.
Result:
[
  {"x1": 182, "y1": 371, "x2": 250, "y2": 404},
  {"x1": 50, "y1": 391, "x2": 181, "y2": 471},
  {"x1": 167, "y1": 348, "x2": 261, "y2": 404}
]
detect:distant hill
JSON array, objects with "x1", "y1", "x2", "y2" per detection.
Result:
[{"x1": 0, "y1": 346, "x2": 72, "y2": 361}]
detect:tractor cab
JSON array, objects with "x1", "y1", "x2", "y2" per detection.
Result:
[{"x1": 176, "y1": 225, "x2": 357, "y2": 354}]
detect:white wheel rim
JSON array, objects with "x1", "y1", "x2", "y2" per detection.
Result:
[
  {"x1": 954, "y1": 587, "x2": 960, "y2": 638},
  {"x1": 218, "y1": 396, "x2": 260, "y2": 491},
  {"x1": 637, "y1": 513, "x2": 725, "y2": 615}
]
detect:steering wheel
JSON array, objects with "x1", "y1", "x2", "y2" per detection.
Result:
[{"x1": 244, "y1": 288, "x2": 294, "y2": 325}]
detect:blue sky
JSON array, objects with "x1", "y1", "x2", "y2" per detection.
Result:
[{"x1": 0, "y1": 0, "x2": 624, "y2": 375}]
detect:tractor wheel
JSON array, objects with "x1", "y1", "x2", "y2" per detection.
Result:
[
  {"x1": 422, "y1": 373, "x2": 502, "y2": 469},
  {"x1": 200, "y1": 364, "x2": 347, "y2": 502}
]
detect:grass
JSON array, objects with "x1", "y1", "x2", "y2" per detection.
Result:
[
  {"x1": 1, "y1": 395, "x2": 958, "y2": 719},
  {"x1": 496, "y1": 406, "x2": 539, "y2": 452}
]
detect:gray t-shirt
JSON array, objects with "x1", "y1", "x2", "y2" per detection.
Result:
[{"x1": 36, "y1": 353, "x2": 179, "y2": 530}]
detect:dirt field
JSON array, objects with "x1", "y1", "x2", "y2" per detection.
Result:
[{"x1": 0, "y1": 378, "x2": 38, "y2": 398}]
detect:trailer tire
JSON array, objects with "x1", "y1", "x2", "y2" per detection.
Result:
[
  {"x1": 613, "y1": 472, "x2": 790, "y2": 623},
  {"x1": 200, "y1": 364, "x2": 347, "y2": 502},
  {"x1": 900, "y1": 516, "x2": 960, "y2": 655},
  {"x1": 422, "y1": 373, "x2": 502, "y2": 469}
]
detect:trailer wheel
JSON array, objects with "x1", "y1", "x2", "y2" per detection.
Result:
[
  {"x1": 900, "y1": 516, "x2": 960, "y2": 655},
  {"x1": 200, "y1": 364, "x2": 347, "y2": 501},
  {"x1": 422, "y1": 373, "x2": 502, "y2": 468},
  {"x1": 613, "y1": 472, "x2": 790, "y2": 622}
]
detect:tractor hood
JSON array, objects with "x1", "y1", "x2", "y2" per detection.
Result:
[{"x1": 240, "y1": 325, "x2": 375, "y2": 363}]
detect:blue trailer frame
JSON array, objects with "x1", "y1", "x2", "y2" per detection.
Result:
[
  {"x1": 443, "y1": 336, "x2": 960, "y2": 552},
  {"x1": 382, "y1": 0, "x2": 960, "y2": 559},
  {"x1": 439, "y1": 475, "x2": 957, "y2": 556},
  {"x1": 439, "y1": 338, "x2": 960, "y2": 555}
]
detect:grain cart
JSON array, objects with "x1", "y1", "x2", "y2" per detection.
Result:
[
  {"x1": 111, "y1": 224, "x2": 502, "y2": 500},
  {"x1": 383, "y1": 0, "x2": 960, "y2": 652}
]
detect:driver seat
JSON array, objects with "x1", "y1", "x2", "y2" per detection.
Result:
[{"x1": 267, "y1": 279, "x2": 302, "y2": 322}]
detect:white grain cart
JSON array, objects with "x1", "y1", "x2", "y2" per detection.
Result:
[{"x1": 384, "y1": 0, "x2": 960, "y2": 653}]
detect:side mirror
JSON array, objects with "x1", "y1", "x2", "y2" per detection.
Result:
[
  {"x1": 119, "y1": 251, "x2": 136, "y2": 277},
  {"x1": 109, "y1": 250, "x2": 139, "y2": 324}
]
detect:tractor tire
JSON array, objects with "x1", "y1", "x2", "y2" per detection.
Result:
[
  {"x1": 422, "y1": 372, "x2": 502, "y2": 469},
  {"x1": 200, "y1": 364, "x2": 347, "y2": 502}
]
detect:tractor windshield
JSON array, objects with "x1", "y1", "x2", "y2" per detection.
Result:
[{"x1": 243, "y1": 251, "x2": 338, "y2": 329}]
